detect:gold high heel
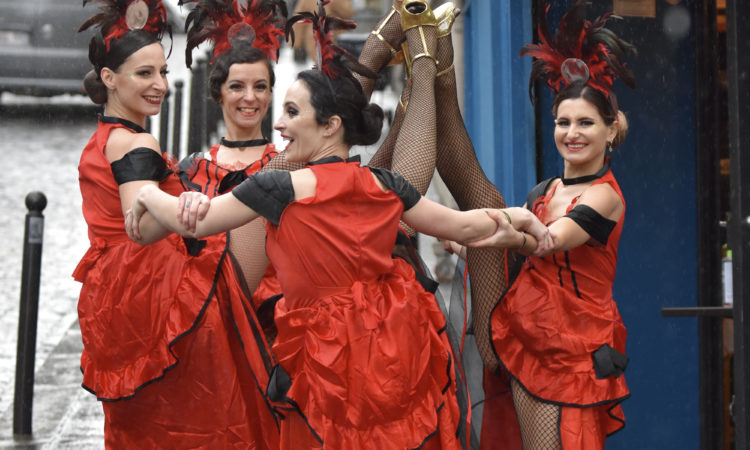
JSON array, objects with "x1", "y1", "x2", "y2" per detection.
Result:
[
  {"x1": 434, "y1": 2, "x2": 458, "y2": 38},
  {"x1": 434, "y1": 3, "x2": 460, "y2": 78},
  {"x1": 369, "y1": 0, "x2": 405, "y2": 66},
  {"x1": 400, "y1": 0, "x2": 438, "y2": 79}
]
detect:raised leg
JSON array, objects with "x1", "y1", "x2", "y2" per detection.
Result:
[
  {"x1": 433, "y1": 6, "x2": 509, "y2": 370},
  {"x1": 353, "y1": 0, "x2": 405, "y2": 99}
]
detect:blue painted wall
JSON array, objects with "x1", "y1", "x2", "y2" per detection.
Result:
[
  {"x1": 465, "y1": 1, "x2": 701, "y2": 448},
  {"x1": 464, "y1": 0, "x2": 535, "y2": 206}
]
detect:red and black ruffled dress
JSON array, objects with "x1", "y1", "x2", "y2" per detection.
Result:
[
  {"x1": 73, "y1": 116, "x2": 279, "y2": 449},
  {"x1": 232, "y1": 156, "x2": 462, "y2": 449},
  {"x1": 178, "y1": 142, "x2": 282, "y2": 309},
  {"x1": 488, "y1": 168, "x2": 630, "y2": 449}
]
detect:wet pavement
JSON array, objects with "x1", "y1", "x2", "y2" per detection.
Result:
[{"x1": 0, "y1": 100, "x2": 104, "y2": 448}]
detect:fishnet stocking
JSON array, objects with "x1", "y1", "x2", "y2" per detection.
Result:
[
  {"x1": 367, "y1": 7, "x2": 437, "y2": 237},
  {"x1": 386, "y1": 13, "x2": 438, "y2": 236},
  {"x1": 262, "y1": 151, "x2": 305, "y2": 172},
  {"x1": 511, "y1": 379, "x2": 562, "y2": 450},
  {"x1": 393, "y1": 71, "x2": 435, "y2": 195},
  {"x1": 435, "y1": 30, "x2": 508, "y2": 371},
  {"x1": 227, "y1": 152, "x2": 304, "y2": 293},
  {"x1": 367, "y1": 87, "x2": 408, "y2": 169},
  {"x1": 355, "y1": 1, "x2": 409, "y2": 172},
  {"x1": 353, "y1": 1, "x2": 404, "y2": 99}
]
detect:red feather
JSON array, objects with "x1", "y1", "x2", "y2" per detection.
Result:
[
  {"x1": 520, "y1": 1, "x2": 636, "y2": 100},
  {"x1": 80, "y1": 0, "x2": 170, "y2": 51},
  {"x1": 285, "y1": 1, "x2": 374, "y2": 83},
  {"x1": 182, "y1": 0, "x2": 286, "y2": 66}
]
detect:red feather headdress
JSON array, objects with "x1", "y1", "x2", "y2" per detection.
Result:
[
  {"x1": 521, "y1": 1, "x2": 636, "y2": 104},
  {"x1": 285, "y1": 0, "x2": 375, "y2": 84},
  {"x1": 181, "y1": 0, "x2": 287, "y2": 68},
  {"x1": 79, "y1": 0, "x2": 170, "y2": 51}
]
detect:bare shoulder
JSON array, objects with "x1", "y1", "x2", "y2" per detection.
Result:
[
  {"x1": 577, "y1": 182, "x2": 624, "y2": 220},
  {"x1": 290, "y1": 167, "x2": 316, "y2": 200},
  {"x1": 105, "y1": 130, "x2": 160, "y2": 162}
]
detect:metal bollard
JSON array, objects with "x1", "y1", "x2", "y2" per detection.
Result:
[
  {"x1": 188, "y1": 59, "x2": 207, "y2": 155},
  {"x1": 13, "y1": 192, "x2": 46, "y2": 437},
  {"x1": 159, "y1": 88, "x2": 172, "y2": 152},
  {"x1": 172, "y1": 80, "x2": 184, "y2": 159}
]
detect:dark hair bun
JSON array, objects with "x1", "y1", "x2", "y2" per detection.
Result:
[
  {"x1": 83, "y1": 70, "x2": 108, "y2": 104},
  {"x1": 354, "y1": 103, "x2": 385, "y2": 146}
]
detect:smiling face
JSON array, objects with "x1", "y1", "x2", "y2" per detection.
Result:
[
  {"x1": 554, "y1": 97, "x2": 618, "y2": 176},
  {"x1": 274, "y1": 79, "x2": 328, "y2": 163},
  {"x1": 102, "y1": 42, "x2": 167, "y2": 123},
  {"x1": 219, "y1": 61, "x2": 272, "y2": 139}
]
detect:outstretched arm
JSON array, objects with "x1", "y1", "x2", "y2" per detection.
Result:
[
  {"x1": 466, "y1": 210, "x2": 550, "y2": 256},
  {"x1": 402, "y1": 196, "x2": 553, "y2": 251},
  {"x1": 402, "y1": 196, "x2": 497, "y2": 244},
  {"x1": 439, "y1": 207, "x2": 553, "y2": 256},
  {"x1": 126, "y1": 184, "x2": 260, "y2": 240}
]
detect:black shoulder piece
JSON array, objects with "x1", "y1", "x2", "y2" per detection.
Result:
[
  {"x1": 565, "y1": 204, "x2": 617, "y2": 245},
  {"x1": 369, "y1": 167, "x2": 421, "y2": 210},
  {"x1": 526, "y1": 177, "x2": 556, "y2": 211},
  {"x1": 232, "y1": 170, "x2": 295, "y2": 226},
  {"x1": 111, "y1": 148, "x2": 173, "y2": 185}
]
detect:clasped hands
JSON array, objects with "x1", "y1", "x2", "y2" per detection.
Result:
[
  {"x1": 444, "y1": 208, "x2": 555, "y2": 258},
  {"x1": 125, "y1": 186, "x2": 211, "y2": 241}
]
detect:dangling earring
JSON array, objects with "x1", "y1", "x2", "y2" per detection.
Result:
[{"x1": 607, "y1": 141, "x2": 613, "y2": 153}]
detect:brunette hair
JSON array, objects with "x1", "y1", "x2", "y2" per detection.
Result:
[
  {"x1": 83, "y1": 30, "x2": 161, "y2": 104},
  {"x1": 552, "y1": 82, "x2": 629, "y2": 148},
  {"x1": 296, "y1": 70, "x2": 384, "y2": 147},
  {"x1": 207, "y1": 46, "x2": 275, "y2": 103}
]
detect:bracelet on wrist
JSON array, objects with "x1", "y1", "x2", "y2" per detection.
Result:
[
  {"x1": 501, "y1": 210, "x2": 512, "y2": 225},
  {"x1": 518, "y1": 231, "x2": 527, "y2": 250}
]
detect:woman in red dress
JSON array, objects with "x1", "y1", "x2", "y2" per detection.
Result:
[
  {"x1": 74, "y1": 0, "x2": 278, "y2": 447},
  {"x1": 477, "y1": 83, "x2": 631, "y2": 450},
  {"x1": 177, "y1": 0, "x2": 287, "y2": 309},
  {"x1": 125, "y1": 2, "x2": 552, "y2": 447},
  {"x1": 469, "y1": 3, "x2": 636, "y2": 448}
]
